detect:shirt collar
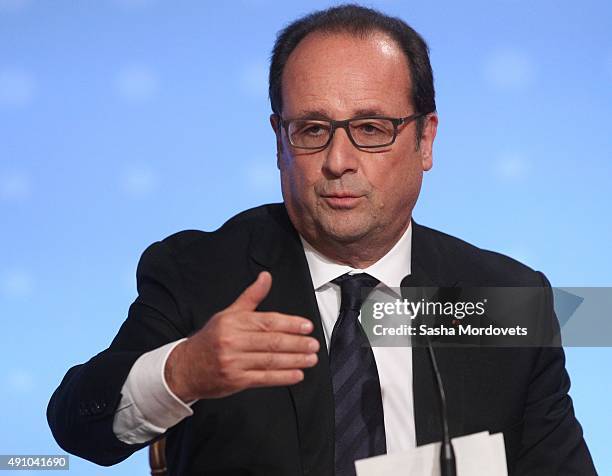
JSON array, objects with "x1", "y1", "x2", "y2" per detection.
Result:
[{"x1": 300, "y1": 221, "x2": 412, "y2": 292}]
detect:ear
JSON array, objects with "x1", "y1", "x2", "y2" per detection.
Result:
[
  {"x1": 270, "y1": 114, "x2": 283, "y2": 170},
  {"x1": 419, "y1": 113, "x2": 438, "y2": 172}
]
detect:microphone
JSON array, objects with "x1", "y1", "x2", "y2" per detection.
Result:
[{"x1": 401, "y1": 276, "x2": 457, "y2": 476}]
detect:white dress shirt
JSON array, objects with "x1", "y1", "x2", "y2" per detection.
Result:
[{"x1": 113, "y1": 223, "x2": 416, "y2": 454}]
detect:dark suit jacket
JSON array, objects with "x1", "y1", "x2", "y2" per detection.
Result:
[{"x1": 47, "y1": 203, "x2": 596, "y2": 475}]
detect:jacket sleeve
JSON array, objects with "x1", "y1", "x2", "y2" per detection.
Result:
[
  {"x1": 511, "y1": 272, "x2": 597, "y2": 475},
  {"x1": 47, "y1": 239, "x2": 193, "y2": 466}
]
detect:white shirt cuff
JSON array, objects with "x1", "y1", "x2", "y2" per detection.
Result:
[{"x1": 113, "y1": 339, "x2": 195, "y2": 444}]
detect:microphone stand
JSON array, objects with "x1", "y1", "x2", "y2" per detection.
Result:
[
  {"x1": 401, "y1": 276, "x2": 457, "y2": 476},
  {"x1": 426, "y1": 334, "x2": 456, "y2": 476}
]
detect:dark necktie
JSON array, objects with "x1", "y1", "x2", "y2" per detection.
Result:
[{"x1": 329, "y1": 273, "x2": 386, "y2": 476}]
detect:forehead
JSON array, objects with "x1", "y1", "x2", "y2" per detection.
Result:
[{"x1": 281, "y1": 31, "x2": 412, "y2": 118}]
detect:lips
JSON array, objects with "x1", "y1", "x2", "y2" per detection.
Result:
[
  {"x1": 321, "y1": 193, "x2": 364, "y2": 209},
  {"x1": 323, "y1": 194, "x2": 361, "y2": 198}
]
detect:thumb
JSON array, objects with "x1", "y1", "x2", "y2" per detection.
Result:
[{"x1": 228, "y1": 271, "x2": 272, "y2": 312}]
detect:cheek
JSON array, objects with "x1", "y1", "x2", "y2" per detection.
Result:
[
  {"x1": 367, "y1": 156, "x2": 422, "y2": 207},
  {"x1": 279, "y1": 156, "x2": 319, "y2": 201}
]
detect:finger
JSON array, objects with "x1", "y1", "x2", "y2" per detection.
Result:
[
  {"x1": 227, "y1": 271, "x2": 272, "y2": 312},
  {"x1": 248, "y1": 312, "x2": 314, "y2": 334},
  {"x1": 241, "y1": 332, "x2": 320, "y2": 353},
  {"x1": 241, "y1": 352, "x2": 318, "y2": 370},
  {"x1": 242, "y1": 369, "x2": 304, "y2": 388}
]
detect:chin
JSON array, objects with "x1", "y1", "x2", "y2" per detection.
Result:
[{"x1": 318, "y1": 218, "x2": 373, "y2": 244}]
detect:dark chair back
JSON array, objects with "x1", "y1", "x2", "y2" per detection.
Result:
[{"x1": 149, "y1": 438, "x2": 167, "y2": 476}]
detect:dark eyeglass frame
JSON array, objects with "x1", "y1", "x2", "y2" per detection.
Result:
[{"x1": 278, "y1": 112, "x2": 426, "y2": 150}]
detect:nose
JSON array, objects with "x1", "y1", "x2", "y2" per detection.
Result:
[{"x1": 322, "y1": 125, "x2": 360, "y2": 178}]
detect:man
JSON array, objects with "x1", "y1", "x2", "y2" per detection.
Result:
[{"x1": 47, "y1": 5, "x2": 596, "y2": 475}]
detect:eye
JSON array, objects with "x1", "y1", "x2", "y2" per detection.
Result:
[
  {"x1": 359, "y1": 123, "x2": 381, "y2": 134},
  {"x1": 355, "y1": 121, "x2": 387, "y2": 135},
  {"x1": 303, "y1": 124, "x2": 326, "y2": 136}
]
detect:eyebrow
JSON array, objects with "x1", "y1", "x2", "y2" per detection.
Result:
[{"x1": 291, "y1": 107, "x2": 389, "y2": 120}]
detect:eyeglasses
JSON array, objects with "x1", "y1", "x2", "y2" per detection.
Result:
[{"x1": 279, "y1": 113, "x2": 425, "y2": 149}]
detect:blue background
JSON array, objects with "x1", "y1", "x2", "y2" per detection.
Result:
[{"x1": 1, "y1": 0, "x2": 610, "y2": 474}]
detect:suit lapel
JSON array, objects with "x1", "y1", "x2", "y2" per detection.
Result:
[{"x1": 248, "y1": 206, "x2": 335, "y2": 475}]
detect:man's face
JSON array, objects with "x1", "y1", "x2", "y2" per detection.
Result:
[{"x1": 271, "y1": 31, "x2": 437, "y2": 257}]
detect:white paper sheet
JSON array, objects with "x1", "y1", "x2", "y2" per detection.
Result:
[{"x1": 355, "y1": 431, "x2": 507, "y2": 476}]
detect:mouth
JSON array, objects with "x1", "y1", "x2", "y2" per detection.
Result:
[{"x1": 320, "y1": 194, "x2": 364, "y2": 209}]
